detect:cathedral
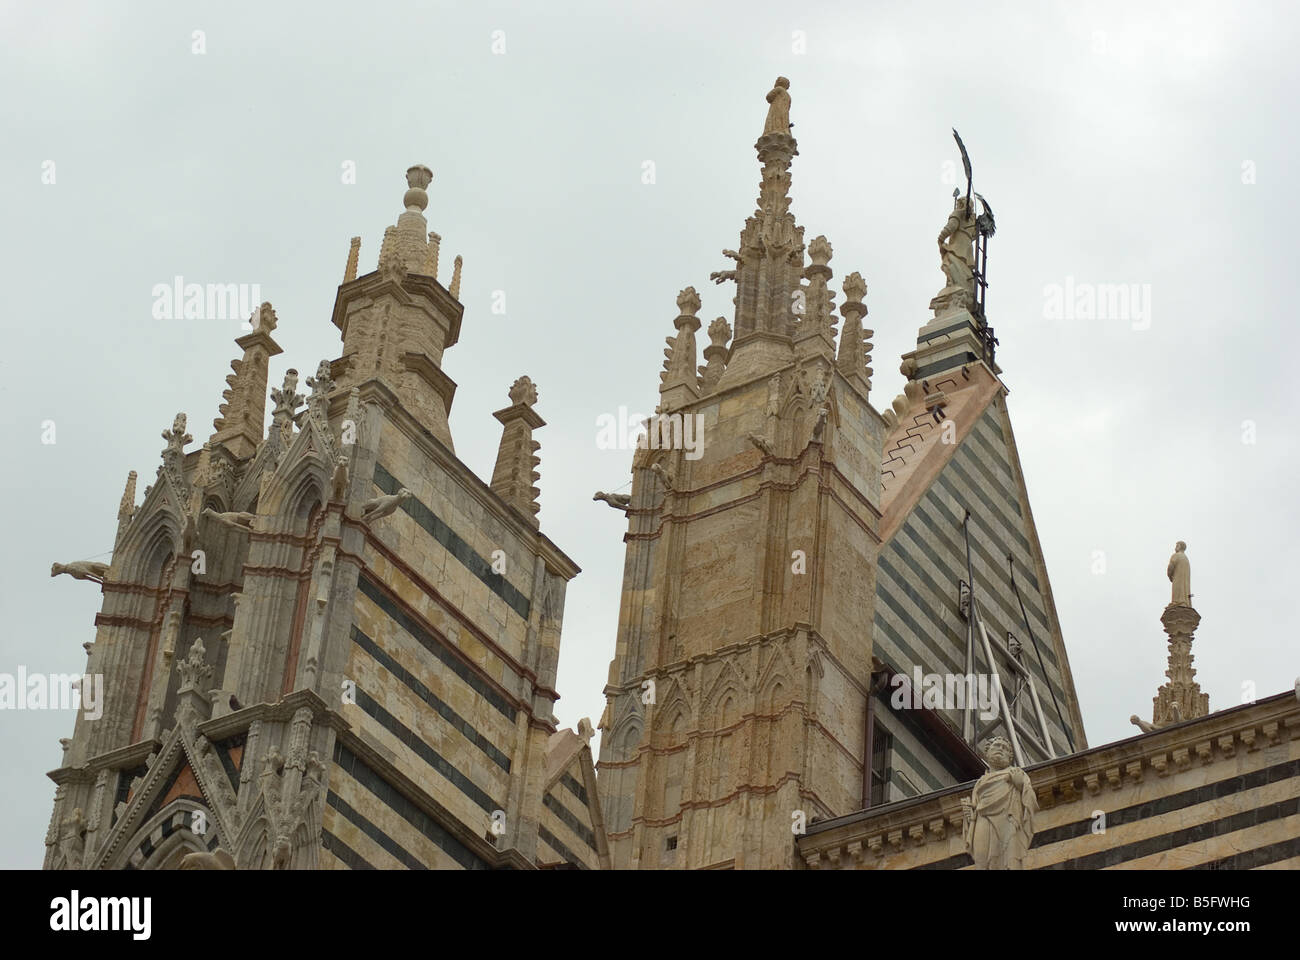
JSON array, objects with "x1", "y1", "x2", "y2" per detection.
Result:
[{"x1": 42, "y1": 79, "x2": 1299, "y2": 871}]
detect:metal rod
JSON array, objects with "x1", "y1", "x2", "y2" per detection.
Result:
[
  {"x1": 1007, "y1": 553, "x2": 1075, "y2": 752},
  {"x1": 975, "y1": 609, "x2": 1025, "y2": 766},
  {"x1": 1026, "y1": 677, "x2": 1056, "y2": 759}
]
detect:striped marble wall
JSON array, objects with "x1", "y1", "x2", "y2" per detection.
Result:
[{"x1": 873, "y1": 398, "x2": 1084, "y2": 782}]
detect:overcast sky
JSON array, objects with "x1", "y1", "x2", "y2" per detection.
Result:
[{"x1": 2, "y1": 0, "x2": 1296, "y2": 868}]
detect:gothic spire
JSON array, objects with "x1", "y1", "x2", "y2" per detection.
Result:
[{"x1": 716, "y1": 78, "x2": 805, "y2": 390}]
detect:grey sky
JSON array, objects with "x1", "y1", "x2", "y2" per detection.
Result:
[{"x1": 2, "y1": 0, "x2": 1296, "y2": 867}]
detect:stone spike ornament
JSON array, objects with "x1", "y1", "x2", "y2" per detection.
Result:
[
  {"x1": 423, "y1": 231, "x2": 441, "y2": 279},
  {"x1": 795, "y1": 234, "x2": 836, "y2": 360},
  {"x1": 836, "y1": 272, "x2": 872, "y2": 393},
  {"x1": 489, "y1": 376, "x2": 545, "y2": 527},
  {"x1": 344, "y1": 236, "x2": 361, "y2": 283},
  {"x1": 659, "y1": 286, "x2": 703, "y2": 409},
  {"x1": 117, "y1": 470, "x2": 137, "y2": 527},
  {"x1": 210, "y1": 302, "x2": 283, "y2": 459},
  {"x1": 449, "y1": 255, "x2": 463, "y2": 300}
]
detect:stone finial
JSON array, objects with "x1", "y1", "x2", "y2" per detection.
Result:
[
  {"x1": 796, "y1": 236, "x2": 837, "y2": 360},
  {"x1": 178, "y1": 637, "x2": 213, "y2": 693},
  {"x1": 404, "y1": 165, "x2": 433, "y2": 211},
  {"x1": 162, "y1": 413, "x2": 192, "y2": 459},
  {"x1": 676, "y1": 286, "x2": 702, "y2": 317},
  {"x1": 449, "y1": 255, "x2": 463, "y2": 299},
  {"x1": 808, "y1": 235, "x2": 831, "y2": 267},
  {"x1": 837, "y1": 272, "x2": 872, "y2": 392},
  {"x1": 490, "y1": 376, "x2": 546, "y2": 527},
  {"x1": 252, "y1": 302, "x2": 278, "y2": 333},
  {"x1": 305, "y1": 359, "x2": 334, "y2": 422},
  {"x1": 508, "y1": 375, "x2": 538, "y2": 407},
  {"x1": 843, "y1": 271, "x2": 867, "y2": 305},
  {"x1": 698, "y1": 317, "x2": 732, "y2": 394},
  {"x1": 661, "y1": 287, "x2": 703, "y2": 408},
  {"x1": 422, "y1": 231, "x2": 441, "y2": 278},
  {"x1": 270, "y1": 369, "x2": 303, "y2": 424},
  {"x1": 344, "y1": 237, "x2": 361, "y2": 283}
]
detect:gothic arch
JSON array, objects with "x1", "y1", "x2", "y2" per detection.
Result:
[
  {"x1": 115, "y1": 508, "x2": 181, "y2": 583},
  {"x1": 106, "y1": 798, "x2": 222, "y2": 870},
  {"x1": 611, "y1": 715, "x2": 643, "y2": 758},
  {"x1": 761, "y1": 675, "x2": 789, "y2": 713},
  {"x1": 718, "y1": 692, "x2": 738, "y2": 728}
]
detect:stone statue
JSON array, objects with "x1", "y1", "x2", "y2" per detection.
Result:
[
  {"x1": 930, "y1": 191, "x2": 978, "y2": 314},
  {"x1": 359, "y1": 488, "x2": 411, "y2": 523},
  {"x1": 178, "y1": 848, "x2": 235, "y2": 870},
  {"x1": 1167, "y1": 541, "x2": 1191, "y2": 606},
  {"x1": 593, "y1": 491, "x2": 631, "y2": 510},
  {"x1": 331, "y1": 456, "x2": 350, "y2": 502},
  {"x1": 202, "y1": 507, "x2": 257, "y2": 531},
  {"x1": 51, "y1": 561, "x2": 110, "y2": 582},
  {"x1": 763, "y1": 76, "x2": 791, "y2": 135},
  {"x1": 960, "y1": 737, "x2": 1038, "y2": 869}
]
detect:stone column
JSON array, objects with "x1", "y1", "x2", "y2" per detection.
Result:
[{"x1": 1153, "y1": 604, "x2": 1209, "y2": 726}]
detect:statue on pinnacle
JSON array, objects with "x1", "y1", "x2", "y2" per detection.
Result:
[{"x1": 763, "y1": 77, "x2": 792, "y2": 135}]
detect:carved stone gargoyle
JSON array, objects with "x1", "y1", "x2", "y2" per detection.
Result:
[
  {"x1": 51, "y1": 561, "x2": 110, "y2": 583},
  {"x1": 593, "y1": 491, "x2": 631, "y2": 511}
]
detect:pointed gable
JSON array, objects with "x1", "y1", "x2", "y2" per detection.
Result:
[{"x1": 871, "y1": 361, "x2": 1087, "y2": 792}]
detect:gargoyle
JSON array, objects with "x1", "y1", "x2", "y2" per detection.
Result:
[
  {"x1": 359, "y1": 488, "x2": 411, "y2": 523},
  {"x1": 593, "y1": 491, "x2": 632, "y2": 511},
  {"x1": 747, "y1": 433, "x2": 776, "y2": 457},
  {"x1": 202, "y1": 507, "x2": 257, "y2": 531},
  {"x1": 50, "y1": 561, "x2": 110, "y2": 583}
]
